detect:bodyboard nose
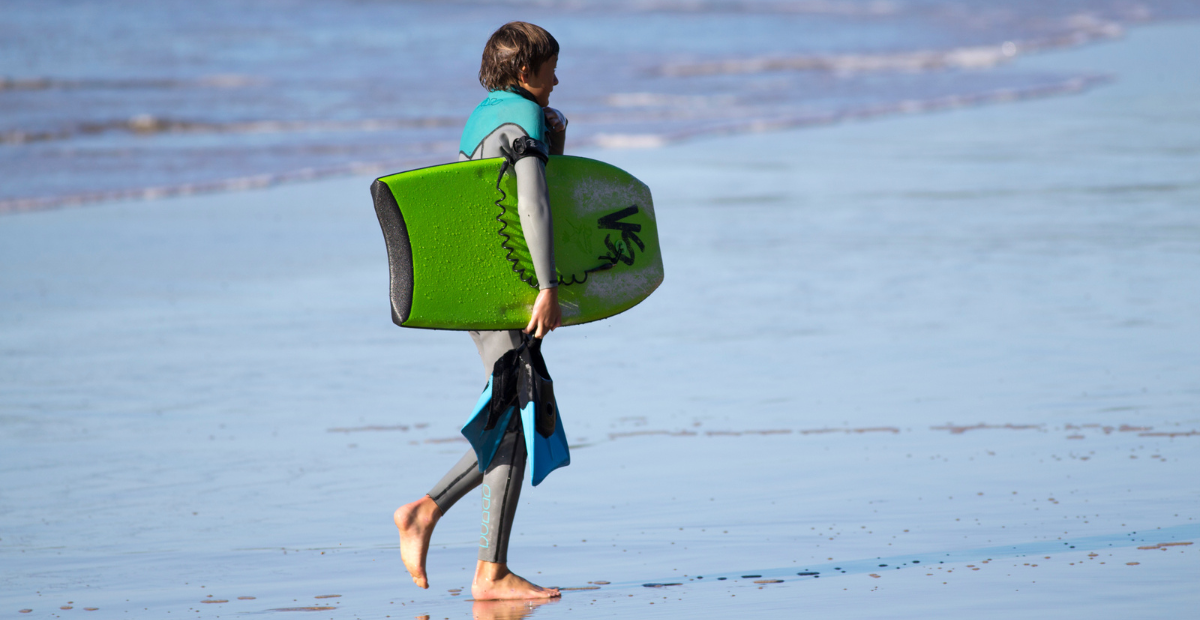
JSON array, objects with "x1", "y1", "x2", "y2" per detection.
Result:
[{"x1": 371, "y1": 178, "x2": 414, "y2": 326}]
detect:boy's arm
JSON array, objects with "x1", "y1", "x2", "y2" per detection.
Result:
[
  {"x1": 517, "y1": 108, "x2": 565, "y2": 287},
  {"x1": 514, "y1": 156, "x2": 557, "y2": 291},
  {"x1": 514, "y1": 155, "x2": 562, "y2": 337}
]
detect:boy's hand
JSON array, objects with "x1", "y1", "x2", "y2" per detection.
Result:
[
  {"x1": 543, "y1": 107, "x2": 567, "y2": 133},
  {"x1": 544, "y1": 107, "x2": 567, "y2": 156},
  {"x1": 525, "y1": 287, "x2": 562, "y2": 339}
]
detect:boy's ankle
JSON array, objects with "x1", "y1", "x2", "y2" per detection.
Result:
[{"x1": 474, "y1": 560, "x2": 508, "y2": 581}]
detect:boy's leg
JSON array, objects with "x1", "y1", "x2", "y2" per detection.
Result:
[
  {"x1": 396, "y1": 450, "x2": 483, "y2": 589},
  {"x1": 429, "y1": 327, "x2": 526, "y2": 516},
  {"x1": 469, "y1": 329, "x2": 523, "y2": 372},
  {"x1": 471, "y1": 417, "x2": 560, "y2": 600},
  {"x1": 478, "y1": 418, "x2": 526, "y2": 564},
  {"x1": 395, "y1": 330, "x2": 513, "y2": 589},
  {"x1": 399, "y1": 330, "x2": 558, "y2": 597},
  {"x1": 429, "y1": 450, "x2": 484, "y2": 512}
]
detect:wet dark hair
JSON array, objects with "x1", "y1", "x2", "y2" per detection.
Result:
[{"x1": 479, "y1": 22, "x2": 559, "y2": 92}]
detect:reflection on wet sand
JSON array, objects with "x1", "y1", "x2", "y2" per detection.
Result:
[
  {"x1": 932, "y1": 423, "x2": 1042, "y2": 434},
  {"x1": 929, "y1": 422, "x2": 1199, "y2": 437},
  {"x1": 800, "y1": 427, "x2": 899, "y2": 435},
  {"x1": 333, "y1": 418, "x2": 1192, "y2": 440},
  {"x1": 609, "y1": 430, "x2": 697, "y2": 439},
  {"x1": 1065, "y1": 423, "x2": 1151, "y2": 435},
  {"x1": 328, "y1": 421, "x2": 1196, "y2": 450},
  {"x1": 1138, "y1": 542, "x2": 1193, "y2": 550},
  {"x1": 471, "y1": 597, "x2": 558, "y2": 620},
  {"x1": 327, "y1": 425, "x2": 409, "y2": 433},
  {"x1": 611, "y1": 426, "x2": 902, "y2": 440},
  {"x1": 588, "y1": 422, "x2": 1199, "y2": 445}
]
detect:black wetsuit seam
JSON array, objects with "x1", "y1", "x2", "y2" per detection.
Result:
[
  {"x1": 490, "y1": 430, "x2": 519, "y2": 562},
  {"x1": 431, "y1": 465, "x2": 476, "y2": 508}
]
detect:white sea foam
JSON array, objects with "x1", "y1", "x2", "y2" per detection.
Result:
[
  {"x1": 592, "y1": 133, "x2": 670, "y2": 149},
  {"x1": 0, "y1": 75, "x2": 1112, "y2": 214},
  {"x1": 657, "y1": 19, "x2": 1124, "y2": 77}
]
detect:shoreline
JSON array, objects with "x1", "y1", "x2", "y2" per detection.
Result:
[{"x1": 0, "y1": 20, "x2": 1149, "y2": 216}]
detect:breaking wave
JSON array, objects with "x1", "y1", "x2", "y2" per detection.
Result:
[
  {"x1": 0, "y1": 76, "x2": 1108, "y2": 214},
  {"x1": 655, "y1": 19, "x2": 1124, "y2": 77}
]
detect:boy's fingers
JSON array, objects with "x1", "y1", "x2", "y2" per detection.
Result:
[{"x1": 543, "y1": 107, "x2": 566, "y2": 131}]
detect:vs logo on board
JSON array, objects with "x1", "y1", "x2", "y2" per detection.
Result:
[{"x1": 597, "y1": 205, "x2": 644, "y2": 267}]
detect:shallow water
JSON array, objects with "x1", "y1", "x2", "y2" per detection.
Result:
[
  {"x1": 2, "y1": 17, "x2": 1200, "y2": 620},
  {"x1": 4, "y1": 0, "x2": 1200, "y2": 210}
]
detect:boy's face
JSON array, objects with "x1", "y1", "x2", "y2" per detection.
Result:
[{"x1": 519, "y1": 55, "x2": 558, "y2": 107}]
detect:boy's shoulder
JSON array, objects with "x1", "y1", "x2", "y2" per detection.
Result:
[{"x1": 460, "y1": 90, "x2": 546, "y2": 158}]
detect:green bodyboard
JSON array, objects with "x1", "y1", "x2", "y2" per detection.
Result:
[{"x1": 371, "y1": 156, "x2": 663, "y2": 330}]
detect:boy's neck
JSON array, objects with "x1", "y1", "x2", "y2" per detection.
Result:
[{"x1": 504, "y1": 85, "x2": 539, "y2": 104}]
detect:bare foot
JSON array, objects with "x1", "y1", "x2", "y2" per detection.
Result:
[
  {"x1": 472, "y1": 561, "x2": 561, "y2": 601},
  {"x1": 472, "y1": 597, "x2": 558, "y2": 620},
  {"x1": 394, "y1": 495, "x2": 441, "y2": 589}
]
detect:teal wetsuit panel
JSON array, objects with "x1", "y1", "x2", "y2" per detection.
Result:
[{"x1": 459, "y1": 89, "x2": 547, "y2": 157}]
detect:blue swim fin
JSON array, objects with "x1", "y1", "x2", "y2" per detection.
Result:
[
  {"x1": 521, "y1": 398, "x2": 570, "y2": 486},
  {"x1": 461, "y1": 334, "x2": 570, "y2": 483},
  {"x1": 460, "y1": 376, "x2": 516, "y2": 473},
  {"x1": 515, "y1": 335, "x2": 569, "y2": 486}
]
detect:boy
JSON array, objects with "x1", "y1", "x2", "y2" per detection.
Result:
[{"x1": 393, "y1": 22, "x2": 567, "y2": 601}]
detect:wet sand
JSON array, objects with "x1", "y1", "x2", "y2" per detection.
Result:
[{"x1": 2, "y1": 21, "x2": 1200, "y2": 620}]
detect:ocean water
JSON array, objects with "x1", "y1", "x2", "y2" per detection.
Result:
[{"x1": 2, "y1": 0, "x2": 1198, "y2": 211}]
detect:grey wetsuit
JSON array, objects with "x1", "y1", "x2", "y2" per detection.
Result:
[{"x1": 427, "y1": 87, "x2": 564, "y2": 563}]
